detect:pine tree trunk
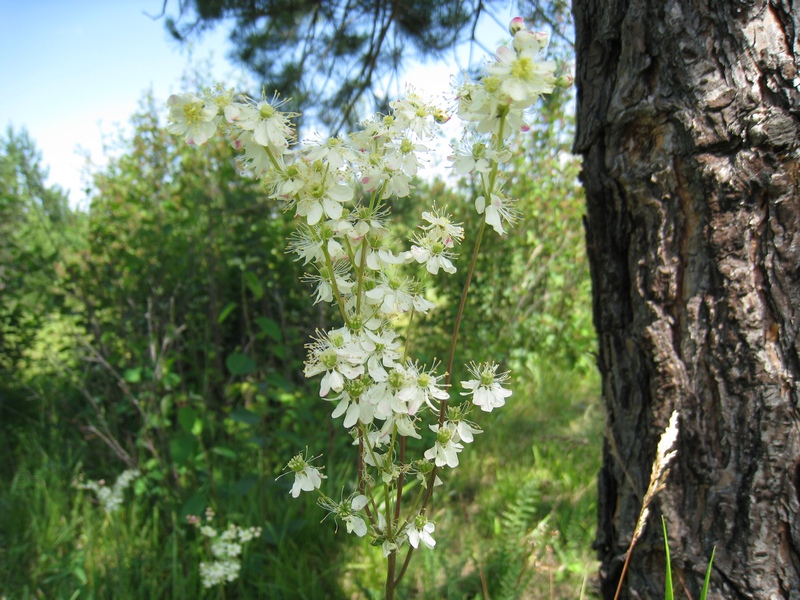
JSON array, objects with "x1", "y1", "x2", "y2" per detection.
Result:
[{"x1": 573, "y1": 1, "x2": 800, "y2": 598}]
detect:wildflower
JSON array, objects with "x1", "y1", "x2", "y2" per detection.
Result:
[
  {"x1": 330, "y1": 376, "x2": 376, "y2": 428},
  {"x1": 424, "y1": 423, "x2": 464, "y2": 468},
  {"x1": 189, "y1": 516, "x2": 262, "y2": 588},
  {"x1": 408, "y1": 232, "x2": 458, "y2": 275},
  {"x1": 359, "y1": 327, "x2": 403, "y2": 382},
  {"x1": 319, "y1": 494, "x2": 370, "y2": 537},
  {"x1": 280, "y1": 451, "x2": 327, "y2": 497},
  {"x1": 450, "y1": 141, "x2": 511, "y2": 175},
  {"x1": 304, "y1": 327, "x2": 365, "y2": 397},
  {"x1": 397, "y1": 362, "x2": 450, "y2": 415},
  {"x1": 74, "y1": 469, "x2": 140, "y2": 513},
  {"x1": 364, "y1": 273, "x2": 435, "y2": 316},
  {"x1": 443, "y1": 406, "x2": 483, "y2": 443},
  {"x1": 234, "y1": 95, "x2": 294, "y2": 154},
  {"x1": 486, "y1": 42, "x2": 556, "y2": 104},
  {"x1": 406, "y1": 514, "x2": 436, "y2": 549},
  {"x1": 460, "y1": 361, "x2": 512, "y2": 412},
  {"x1": 419, "y1": 207, "x2": 464, "y2": 246},
  {"x1": 293, "y1": 162, "x2": 355, "y2": 225},
  {"x1": 475, "y1": 192, "x2": 518, "y2": 235},
  {"x1": 166, "y1": 93, "x2": 218, "y2": 145}
]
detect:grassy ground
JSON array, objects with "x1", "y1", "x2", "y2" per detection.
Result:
[{"x1": 0, "y1": 362, "x2": 601, "y2": 599}]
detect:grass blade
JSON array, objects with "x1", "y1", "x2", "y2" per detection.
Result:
[
  {"x1": 662, "y1": 516, "x2": 673, "y2": 600},
  {"x1": 699, "y1": 545, "x2": 716, "y2": 600}
]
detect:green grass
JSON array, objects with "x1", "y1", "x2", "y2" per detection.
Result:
[{"x1": 0, "y1": 361, "x2": 602, "y2": 599}]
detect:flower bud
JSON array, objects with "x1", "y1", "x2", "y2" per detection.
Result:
[
  {"x1": 556, "y1": 74, "x2": 574, "y2": 88},
  {"x1": 508, "y1": 16, "x2": 526, "y2": 35},
  {"x1": 433, "y1": 108, "x2": 451, "y2": 124}
]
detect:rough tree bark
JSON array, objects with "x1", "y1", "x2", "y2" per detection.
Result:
[{"x1": 573, "y1": 1, "x2": 800, "y2": 598}]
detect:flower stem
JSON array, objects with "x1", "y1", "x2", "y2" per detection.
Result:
[
  {"x1": 385, "y1": 551, "x2": 397, "y2": 600},
  {"x1": 444, "y1": 219, "x2": 487, "y2": 391}
]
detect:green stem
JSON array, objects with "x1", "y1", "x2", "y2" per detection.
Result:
[
  {"x1": 443, "y1": 219, "x2": 487, "y2": 404},
  {"x1": 320, "y1": 243, "x2": 348, "y2": 323}
]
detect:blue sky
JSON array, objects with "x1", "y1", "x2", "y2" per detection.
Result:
[{"x1": 1, "y1": 1, "x2": 511, "y2": 209}]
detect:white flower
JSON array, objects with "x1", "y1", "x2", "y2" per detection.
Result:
[
  {"x1": 74, "y1": 469, "x2": 140, "y2": 513},
  {"x1": 234, "y1": 96, "x2": 294, "y2": 153},
  {"x1": 460, "y1": 361, "x2": 512, "y2": 412},
  {"x1": 446, "y1": 417, "x2": 482, "y2": 444},
  {"x1": 200, "y1": 559, "x2": 240, "y2": 588},
  {"x1": 303, "y1": 134, "x2": 357, "y2": 170},
  {"x1": 424, "y1": 423, "x2": 464, "y2": 468},
  {"x1": 359, "y1": 327, "x2": 403, "y2": 382},
  {"x1": 406, "y1": 515, "x2": 436, "y2": 549},
  {"x1": 304, "y1": 328, "x2": 365, "y2": 397},
  {"x1": 166, "y1": 93, "x2": 218, "y2": 145},
  {"x1": 486, "y1": 45, "x2": 556, "y2": 105},
  {"x1": 319, "y1": 494, "x2": 370, "y2": 537},
  {"x1": 397, "y1": 362, "x2": 450, "y2": 415},
  {"x1": 190, "y1": 519, "x2": 261, "y2": 588},
  {"x1": 364, "y1": 274, "x2": 435, "y2": 316},
  {"x1": 408, "y1": 233, "x2": 458, "y2": 275},
  {"x1": 281, "y1": 451, "x2": 327, "y2": 497},
  {"x1": 475, "y1": 193, "x2": 518, "y2": 235},
  {"x1": 331, "y1": 383, "x2": 376, "y2": 428}
]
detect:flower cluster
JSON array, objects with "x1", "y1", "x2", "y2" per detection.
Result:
[
  {"x1": 74, "y1": 469, "x2": 140, "y2": 513},
  {"x1": 187, "y1": 507, "x2": 262, "y2": 588},
  {"x1": 167, "y1": 15, "x2": 566, "y2": 582}
]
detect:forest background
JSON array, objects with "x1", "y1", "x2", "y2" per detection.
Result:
[{"x1": 0, "y1": 1, "x2": 602, "y2": 597}]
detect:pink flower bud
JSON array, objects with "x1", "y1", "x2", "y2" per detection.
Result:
[
  {"x1": 508, "y1": 16, "x2": 526, "y2": 35},
  {"x1": 556, "y1": 74, "x2": 574, "y2": 88}
]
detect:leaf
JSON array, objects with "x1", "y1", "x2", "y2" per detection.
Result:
[
  {"x1": 226, "y1": 352, "x2": 256, "y2": 376},
  {"x1": 662, "y1": 516, "x2": 673, "y2": 600},
  {"x1": 179, "y1": 491, "x2": 207, "y2": 521},
  {"x1": 230, "y1": 408, "x2": 260, "y2": 426},
  {"x1": 699, "y1": 546, "x2": 716, "y2": 600},
  {"x1": 123, "y1": 367, "x2": 142, "y2": 383},
  {"x1": 177, "y1": 406, "x2": 198, "y2": 434},
  {"x1": 162, "y1": 371, "x2": 181, "y2": 389},
  {"x1": 244, "y1": 271, "x2": 264, "y2": 300},
  {"x1": 170, "y1": 433, "x2": 198, "y2": 465},
  {"x1": 217, "y1": 301, "x2": 238, "y2": 324},
  {"x1": 212, "y1": 446, "x2": 238, "y2": 459},
  {"x1": 255, "y1": 316, "x2": 282, "y2": 341}
]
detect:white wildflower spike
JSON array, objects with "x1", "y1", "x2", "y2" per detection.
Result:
[
  {"x1": 188, "y1": 514, "x2": 261, "y2": 588},
  {"x1": 74, "y1": 469, "x2": 140, "y2": 514},
  {"x1": 166, "y1": 14, "x2": 564, "y2": 570}
]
